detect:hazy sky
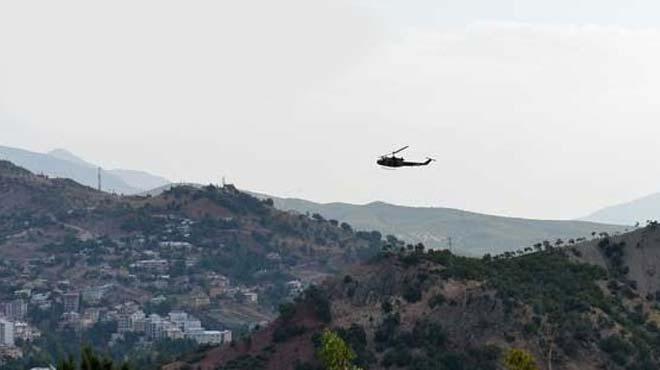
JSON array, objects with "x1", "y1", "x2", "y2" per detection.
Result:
[{"x1": 2, "y1": 1, "x2": 660, "y2": 220}]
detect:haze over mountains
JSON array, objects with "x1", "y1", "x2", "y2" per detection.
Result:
[
  {"x1": 0, "y1": 145, "x2": 643, "y2": 255},
  {"x1": 258, "y1": 194, "x2": 624, "y2": 256},
  {"x1": 581, "y1": 193, "x2": 660, "y2": 226},
  {"x1": 143, "y1": 185, "x2": 624, "y2": 255},
  {"x1": 0, "y1": 145, "x2": 170, "y2": 194}
]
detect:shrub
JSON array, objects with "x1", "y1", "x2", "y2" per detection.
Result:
[
  {"x1": 273, "y1": 325, "x2": 307, "y2": 342},
  {"x1": 503, "y1": 348, "x2": 538, "y2": 370},
  {"x1": 403, "y1": 284, "x2": 422, "y2": 303}
]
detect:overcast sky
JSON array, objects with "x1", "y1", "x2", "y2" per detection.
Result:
[{"x1": 2, "y1": 0, "x2": 660, "y2": 220}]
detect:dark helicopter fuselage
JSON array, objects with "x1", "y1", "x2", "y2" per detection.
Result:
[{"x1": 377, "y1": 156, "x2": 433, "y2": 168}]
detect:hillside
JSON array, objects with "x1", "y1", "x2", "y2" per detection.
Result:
[
  {"x1": 257, "y1": 194, "x2": 623, "y2": 256},
  {"x1": 582, "y1": 193, "x2": 660, "y2": 226},
  {"x1": 0, "y1": 159, "x2": 382, "y2": 284},
  {"x1": 169, "y1": 224, "x2": 660, "y2": 370},
  {"x1": 0, "y1": 145, "x2": 170, "y2": 194},
  {"x1": 144, "y1": 187, "x2": 623, "y2": 256},
  {"x1": 0, "y1": 160, "x2": 385, "y2": 369}
]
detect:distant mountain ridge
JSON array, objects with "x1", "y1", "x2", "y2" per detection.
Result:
[
  {"x1": 0, "y1": 145, "x2": 624, "y2": 255},
  {"x1": 582, "y1": 192, "x2": 660, "y2": 226},
  {"x1": 249, "y1": 193, "x2": 624, "y2": 256},
  {"x1": 0, "y1": 145, "x2": 170, "y2": 194},
  {"x1": 47, "y1": 148, "x2": 95, "y2": 167},
  {"x1": 140, "y1": 186, "x2": 623, "y2": 256}
]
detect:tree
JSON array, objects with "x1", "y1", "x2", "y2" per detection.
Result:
[
  {"x1": 58, "y1": 356, "x2": 76, "y2": 370},
  {"x1": 542, "y1": 240, "x2": 551, "y2": 250},
  {"x1": 317, "y1": 329, "x2": 363, "y2": 370},
  {"x1": 503, "y1": 348, "x2": 539, "y2": 370},
  {"x1": 57, "y1": 347, "x2": 132, "y2": 370}
]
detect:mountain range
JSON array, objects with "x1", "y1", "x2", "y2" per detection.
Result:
[
  {"x1": 140, "y1": 185, "x2": 624, "y2": 256},
  {"x1": 3, "y1": 151, "x2": 660, "y2": 369},
  {"x1": 258, "y1": 194, "x2": 624, "y2": 256},
  {"x1": 0, "y1": 145, "x2": 645, "y2": 255},
  {"x1": 0, "y1": 145, "x2": 170, "y2": 194},
  {"x1": 581, "y1": 192, "x2": 660, "y2": 226}
]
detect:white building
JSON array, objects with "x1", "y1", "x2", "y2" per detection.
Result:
[
  {"x1": 131, "y1": 259, "x2": 169, "y2": 272},
  {"x1": 131, "y1": 310, "x2": 146, "y2": 332},
  {"x1": 145, "y1": 314, "x2": 164, "y2": 340},
  {"x1": 13, "y1": 322, "x2": 40, "y2": 342},
  {"x1": 242, "y1": 292, "x2": 258, "y2": 303},
  {"x1": 82, "y1": 284, "x2": 113, "y2": 304},
  {"x1": 187, "y1": 330, "x2": 232, "y2": 345},
  {"x1": 62, "y1": 293, "x2": 80, "y2": 313},
  {"x1": 31, "y1": 292, "x2": 51, "y2": 306},
  {"x1": 163, "y1": 325, "x2": 184, "y2": 340},
  {"x1": 0, "y1": 318, "x2": 14, "y2": 347},
  {"x1": 168, "y1": 311, "x2": 188, "y2": 324},
  {"x1": 219, "y1": 330, "x2": 232, "y2": 344},
  {"x1": 117, "y1": 314, "x2": 131, "y2": 334},
  {"x1": 183, "y1": 318, "x2": 202, "y2": 333},
  {"x1": 4, "y1": 299, "x2": 28, "y2": 320},
  {"x1": 168, "y1": 311, "x2": 189, "y2": 331},
  {"x1": 159, "y1": 241, "x2": 193, "y2": 249},
  {"x1": 286, "y1": 280, "x2": 304, "y2": 295}
]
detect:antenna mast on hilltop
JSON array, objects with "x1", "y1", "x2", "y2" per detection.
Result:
[{"x1": 97, "y1": 167, "x2": 102, "y2": 192}]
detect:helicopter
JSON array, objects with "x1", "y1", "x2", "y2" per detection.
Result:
[{"x1": 377, "y1": 146, "x2": 435, "y2": 168}]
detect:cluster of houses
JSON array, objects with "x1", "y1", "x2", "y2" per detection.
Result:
[
  {"x1": 0, "y1": 298, "x2": 42, "y2": 362},
  {"x1": 113, "y1": 302, "x2": 232, "y2": 345},
  {"x1": 0, "y1": 210, "x2": 314, "y2": 367}
]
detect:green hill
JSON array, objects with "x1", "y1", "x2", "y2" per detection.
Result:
[
  {"x1": 172, "y1": 224, "x2": 660, "y2": 370},
  {"x1": 259, "y1": 194, "x2": 624, "y2": 256}
]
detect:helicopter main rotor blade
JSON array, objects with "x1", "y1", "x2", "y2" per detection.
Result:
[
  {"x1": 392, "y1": 146, "x2": 409, "y2": 155},
  {"x1": 380, "y1": 146, "x2": 409, "y2": 157},
  {"x1": 378, "y1": 145, "x2": 410, "y2": 158}
]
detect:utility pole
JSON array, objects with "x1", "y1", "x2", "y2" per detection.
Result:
[
  {"x1": 97, "y1": 167, "x2": 102, "y2": 192},
  {"x1": 447, "y1": 236, "x2": 454, "y2": 276}
]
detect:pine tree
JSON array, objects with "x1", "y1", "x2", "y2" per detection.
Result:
[
  {"x1": 317, "y1": 329, "x2": 363, "y2": 370},
  {"x1": 56, "y1": 347, "x2": 132, "y2": 370}
]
